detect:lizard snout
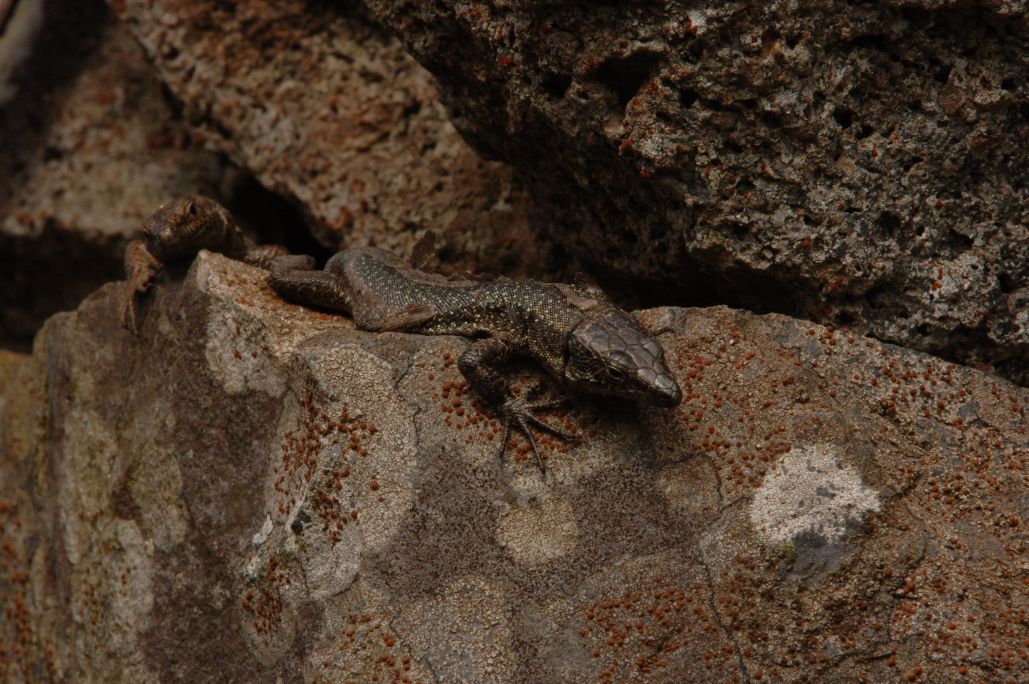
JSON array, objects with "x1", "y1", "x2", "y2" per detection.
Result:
[
  {"x1": 638, "y1": 366, "x2": 682, "y2": 407},
  {"x1": 653, "y1": 376, "x2": 682, "y2": 407}
]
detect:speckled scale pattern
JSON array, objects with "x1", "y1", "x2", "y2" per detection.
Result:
[{"x1": 334, "y1": 248, "x2": 586, "y2": 375}]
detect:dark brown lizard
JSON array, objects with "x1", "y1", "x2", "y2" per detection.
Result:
[
  {"x1": 269, "y1": 243, "x2": 683, "y2": 472},
  {"x1": 121, "y1": 195, "x2": 290, "y2": 333}
]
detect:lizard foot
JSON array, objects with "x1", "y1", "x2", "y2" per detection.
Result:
[
  {"x1": 498, "y1": 396, "x2": 580, "y2": 475},
  {"x1": 121, "y1": 240, "x2": 162, "y2": 335}
]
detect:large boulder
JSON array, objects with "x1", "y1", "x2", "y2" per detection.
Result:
[
  {"x1": 363, "y1": 0, "x2": 1029, "y2": 382},
  {"x1": 111, "y1": 0, "x2": 538, "y2": 270},
  {"x1": 1, "y1": 253, "x2": 1025, "y2": 682}
]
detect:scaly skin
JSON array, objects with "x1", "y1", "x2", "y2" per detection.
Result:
[
  {"x1": 121, "y1": 196, "x2": 287, "y2": 333},
  {"x1": 270, "y1": 246, "x2": 683, "y2": 472}
]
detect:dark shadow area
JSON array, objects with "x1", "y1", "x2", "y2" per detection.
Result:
[
  {"x1": 222, "y1": 169, "x2": 333, "y2": 266},
  {"x1": 0, "y1": 226, "x2": 124, "y2": 351}
]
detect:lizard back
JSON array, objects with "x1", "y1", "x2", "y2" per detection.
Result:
[{"x1": 328, "y1": 247, "x2": 593, "y2": 375}]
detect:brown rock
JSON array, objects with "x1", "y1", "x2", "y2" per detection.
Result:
[
  {"x1": 1, "y1": 252, "x2": 1025, "y2": 682},
  {"x1": 363, "y1": 0, "x2": 1029, "y2": 383},
  {"x1": 111, "y1": 0, "x2": 541, "y2": 275}
]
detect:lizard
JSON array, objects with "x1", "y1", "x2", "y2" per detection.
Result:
[
  {"x1": 120, "y1": 195, "x2": 683, "y2": 472},
  {"x1": 268, "y1": 243, "x2": 683, "y2": 472},
  {"x1": 121, "y1": 195, "x2": 292, "y2": 334}
]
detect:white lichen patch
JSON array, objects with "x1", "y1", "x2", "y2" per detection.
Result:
[
  {"x1": 750, "y1": 444, "x2": 880, "y2": 546},
  {"x1": 496, "y1": 498, "x2": 578, "y2": 565}
]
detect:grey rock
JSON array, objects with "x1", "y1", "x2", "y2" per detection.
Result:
[
  {"x1": 1, "y1": 252, "x2": 1026, "y2": 682},
  {"x1": 363, "y1": 0, "x2": 1029, "y2": 383}
]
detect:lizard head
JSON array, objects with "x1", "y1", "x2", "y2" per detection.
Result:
[
  {"x1": 143, "y1": 195, "x2": 237, "y2": 261},
  {"x1": 564, "y1": 308, "x2": 682, "y2": 407}
]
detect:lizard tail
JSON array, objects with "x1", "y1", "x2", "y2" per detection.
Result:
[{"x1": 267, "y1": 267, "x2": 354, "y2": 314}]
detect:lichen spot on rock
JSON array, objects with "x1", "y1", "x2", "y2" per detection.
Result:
[
  {"x1": 749, "y1": 444, "x2": 880, "y2": 547},
  {"x1": 496, "y1": 498, "x2": 577, "y2": 565}
]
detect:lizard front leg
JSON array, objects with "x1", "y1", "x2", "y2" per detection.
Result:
[
  {"x1": 243, "y1": 244, "x2": 291, "y2": 269},
  {"x1": 121, "y1": 239, "x2": 162, "y2": 334},
  {"x1": 458, "y1": 338, "x2": 577, "y2": 474}
]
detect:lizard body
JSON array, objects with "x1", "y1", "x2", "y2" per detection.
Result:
[
  {"x1": 121, "y1": 196, "x2": 289, "y2": 333},
  {"x1": 270, "y1": 246, "x2": 683, "y2": 470}
]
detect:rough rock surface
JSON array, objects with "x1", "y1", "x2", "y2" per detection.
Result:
[
  {"x1": 111, "y1": 0, "x2": 541, "y2": 273},
  {"x1": 0, "y1": 0, "x2": 226, "y2": 348},
  {"x1": 364, "y1": 0, "x2": 1029, "y2": 382},
  {"x1": 1, "y1": 252, "x2": 1026, "y2": 682}
]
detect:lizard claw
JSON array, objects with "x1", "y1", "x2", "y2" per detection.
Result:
[
  {"x1": 498, "y1": 396, "x2": 580, "y2": 475},
  {"x1": 121, "y1": 240, "x2": 162, "y2": 336},
  {"x1": 120, "y1": 285, "x2": 142, "y2": 335}
]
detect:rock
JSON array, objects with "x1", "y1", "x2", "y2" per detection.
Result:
[
  {"x1": 363, "y1": 0, "x2": 1029, "y2": 383},
  {"x1": 1, "y1": 252, "x2": 1026, "y2": 682},
  {"x1": 111, "y1": 0, "x2": 541, "y2": 275},
  {"x1": 0, "y1": 0, "x2": 226, "y2": 349}
]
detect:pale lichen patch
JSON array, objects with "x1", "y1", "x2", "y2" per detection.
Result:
[
  {"x1": 395, "y1": 575, "x2": 515, "y2": 683},
  {"x1": 204, "y1": 307, "x2": 284, "y2": 397},
  {"x1": 750, "y1": 444, "x2": 880, "y2": 546},
  {"x1": 496, "y1": 497, "x2": 578, "y2": 565},
  {"x1": 127, "y1": 440, "x2": 189, "y2": 551}
]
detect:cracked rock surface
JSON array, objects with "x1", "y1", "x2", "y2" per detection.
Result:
[
  {"x1": 364, "y1": 0, "x2": 1029, "y2": 383},
  {"x1": 1, "y1": 253, "x2": 1026, "y2": 682}
]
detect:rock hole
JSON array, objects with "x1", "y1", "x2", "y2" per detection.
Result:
[
  {"x1": 594, "y1": 50, "x2": 664, "y2": 109},
  {"x1": 541, "y1": 71, "x2": 572, "y2": 101},
  {"x1": 761, "y1": 111, "x2": 782, "y2": 127},
  {"x1": 932, "y1": 63, "x2": 952, "y2": 84},
  {"x1": 834, "y1": 310, "x2": 857, "y2": 326},
  {"x1": 832, "y1": 107, "x2": 854, "y2": 128},
  {"x1": 902, "y1": 156, "x2": 923, "y2": 172},
  {"x1": 945, "y1": 229, "x2": 973, "y2": 251},
  {"x1": 876, "y1": 212, "x2": 901, "y2": 239},
  {"x1": 679, "y1": 88, "x2": 699, "y2": 109},
  {"x1": 998, "y1": 272, "x2": 1016, "y2": 294},
  {"x1": 847, "y1": 34, "x2": 889, "y2": 51}
]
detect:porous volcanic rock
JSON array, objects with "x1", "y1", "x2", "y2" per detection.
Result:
[
  {"x1": 0, "y1": 0, "x2": 225, "y2": 348},
  {"x1": 1, "y1": 252, "x2": 1026, "y2": 682},
  {"x1": 111, "y1": 0, "x2": 540, "y2": 274},
  {"x1": 363, "y1": 0, "x2": 1029, "y2": 382}
]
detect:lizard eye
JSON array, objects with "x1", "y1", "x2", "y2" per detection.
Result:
[
  {"x1": 186, "y1": 200, "x2": 199, "y2": 216},
  {"x1": 605, "y1": 367, "x2": 626, "y2": 382}
]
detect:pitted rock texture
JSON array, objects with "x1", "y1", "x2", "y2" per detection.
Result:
[
  {"x1": 0, "y1": 0, "x2": 225, "y2": 348},
  {"x1": 364, "y1": 0, "x2": 1029, "y2": 383},
  {"x1": 1, "y1": 252, "x2": 1027, "y2": 682},
  {"x1": 111, "y1": 0, "x2": 541, "y2": 275}
]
